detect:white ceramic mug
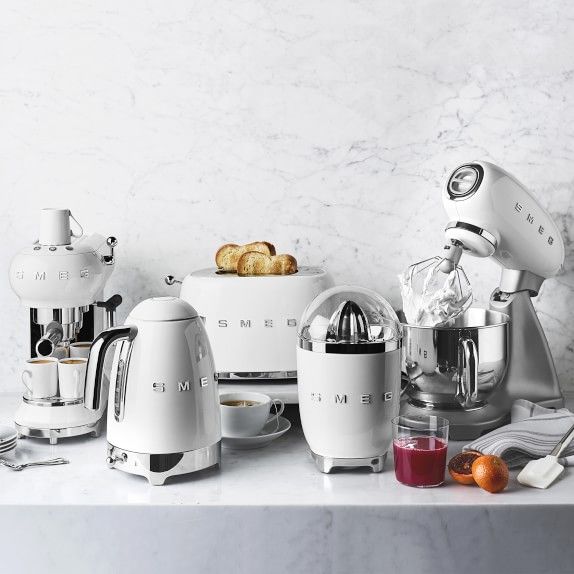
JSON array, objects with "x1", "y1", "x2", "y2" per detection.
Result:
[
  {"x1": 69, "y1": 341, "x2": 92, "y2": 359},
  {"x1": 219, "y1": 391, "x2": 284, "y2": 438},
  {"x1": 22, "y1": 357, "x2": 59, "y2": 398},
  {"x1": 58, "y1": 358, "x2": 88, "y2": 399}
]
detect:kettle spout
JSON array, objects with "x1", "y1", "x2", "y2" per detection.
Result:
[{"x1": 85, "y1": 325, "x2": 138, "y2": 411}]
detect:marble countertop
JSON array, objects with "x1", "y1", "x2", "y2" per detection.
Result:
[
  {"x1": 1, "y1": 392, "x2": 573, "y2": 507},
  {"x1": 2, "y1": 392, "x2": 574, "y2": 574}
]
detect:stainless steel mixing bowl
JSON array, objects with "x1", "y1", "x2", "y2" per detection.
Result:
[{"x1": 403, "y1": 308, "x2": 509, "y2": 410}]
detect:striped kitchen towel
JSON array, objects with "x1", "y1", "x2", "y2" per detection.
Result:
[{"x1": 464, "y1": 399, "x2": 574, "y2": 468}]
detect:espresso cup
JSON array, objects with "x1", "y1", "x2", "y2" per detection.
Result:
[
  {"x1": 22, "y1": 357, "x2": 59, "y2": 399},
  {"x1": 58, "y1": 358, "x2": 88, "y2": 399},
  {"x1": 220, "y1": 391, "x2": 285, "y2": 438},
  {"x1": 69, "y1": 341, "x2": 92, "y2": 359}
]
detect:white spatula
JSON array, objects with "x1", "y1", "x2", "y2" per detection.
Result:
[{"x1": 517, "y1": 422, "x2": 574, "y2": 489}]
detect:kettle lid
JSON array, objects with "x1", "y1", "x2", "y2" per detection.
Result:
[{"x1": 128, "y1": 296, "x2": 198, "y2": 321}]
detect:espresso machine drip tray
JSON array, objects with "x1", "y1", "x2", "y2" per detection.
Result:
[{"x1": 15, "y1": 420, "x2": 102, "y2": 445}]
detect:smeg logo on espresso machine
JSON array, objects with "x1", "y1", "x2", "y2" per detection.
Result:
[
  {"x1": 152, "y1": 376, "x2": 212, "y2": 393},
  {"x1": 310, "y1": 391, "x2": 394, "y2": 405}
]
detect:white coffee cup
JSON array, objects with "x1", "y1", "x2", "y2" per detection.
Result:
[
  {"x1": 22, "y1": 357, "x2": 59, "y2": 399},
  {"x1": 69, "y1": 341, "x2": 92, "y2": 359},
  {"x1": 58, "y1": 358, "x2": 88, "y2": 399},
  {"x1": 219, "y1": 391, "x2": 285, "y2": 438}
]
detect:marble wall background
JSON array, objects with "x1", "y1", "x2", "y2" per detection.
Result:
[{"x1": 0, "y1": 0, "x2": 572, "y2": 391}]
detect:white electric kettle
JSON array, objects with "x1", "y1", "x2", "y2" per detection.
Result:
[{"x1": 84, "y1": 296, "x2": 221, "y2": 485}]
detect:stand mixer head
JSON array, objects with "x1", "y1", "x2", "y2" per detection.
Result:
[{"x1": 442, "y1": 161, "x2": 564, "y2": 293}]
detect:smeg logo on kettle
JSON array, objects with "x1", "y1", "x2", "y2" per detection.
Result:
[{"x1": 152, "y1": 377, "x2": 210, "y2": 393}]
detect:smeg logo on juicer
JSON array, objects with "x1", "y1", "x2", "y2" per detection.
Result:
[{"x1": 310, "y1": 392, "x2": 394, "y2": 404}]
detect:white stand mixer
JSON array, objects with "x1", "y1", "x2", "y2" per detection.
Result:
[
  {"x1": 402, "y1": 161, "x2": 565, "y2": 439},
  {"x1": 9, "y1": 208, "x2": 121, "y2": 444}
]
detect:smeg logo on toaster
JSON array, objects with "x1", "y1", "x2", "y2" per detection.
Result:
[
  {"x1": 152, "y1": 377, "x2": 211, "y2": 393},
  {"x1": 217, "y1": 318, "x2": 297, "y2": 328},
  {"x1": 310, "y1": 392, "x2": 394, "y2": 404}
]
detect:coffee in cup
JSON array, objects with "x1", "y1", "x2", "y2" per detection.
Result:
[
  {"x1": 220, "y1": 399, "x2": 261, "y2": 407},
  {"x1": 22, "y1": 357, "x2": 59, "y2": 399},
  {"x1": 219, "y1": 391, "x2": 284, "y2": 437}
]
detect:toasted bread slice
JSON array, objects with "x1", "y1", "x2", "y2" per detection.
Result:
[
  {"x1": 237, "y1": 252, "x2": 298, "y2": 276},
  {"x1": 215, "y1": 242, "x2": 276, "y2": 272}
]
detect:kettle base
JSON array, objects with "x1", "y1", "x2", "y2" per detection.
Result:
[
  {"x1": 311, "y1": 451, "x2": 386, "y2": 474},
  {"x1": 106, "y1": 441, "x2": 221, "y2": 485}
]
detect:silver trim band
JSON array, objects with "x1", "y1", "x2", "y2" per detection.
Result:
[
  {"x1": 22, "y1": 395, "x2": 84, "y2": 407},
  {"x1": 445, "y1": 221, "x2": 497, "y2": 248},
  {"x1": 298, "y1": 339, "x2": 402, "y2": 354},
  {"x1": 107, "y1": 441, "x2": 221, "y2": 485},
  {"x1": 218, "y1": 371, "x2": 297, "y2": 380}
]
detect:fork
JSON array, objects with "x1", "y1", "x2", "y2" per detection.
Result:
[{"x1": 0, "y1": 457, "x2": 69, "y2": 471}]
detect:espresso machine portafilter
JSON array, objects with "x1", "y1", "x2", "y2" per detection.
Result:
[
  {"x1": 402, "y1": 161, "x2": 565, "y2": 440},
  {"x1": 9, "y1": 208, "x2": 122, "y2": 443}
]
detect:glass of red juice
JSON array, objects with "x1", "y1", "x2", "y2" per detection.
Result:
[{"x1": 392, "y1": 415, "x2": 449, "y2": 488}]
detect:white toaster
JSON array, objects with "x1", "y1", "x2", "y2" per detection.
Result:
[{"x1": 166, "y1": 267, "x2": 333, "y2": 380}]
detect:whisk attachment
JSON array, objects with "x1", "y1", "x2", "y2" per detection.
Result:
[{"x1": 399, "y1": 246, "x2": 472, "y2": 327}]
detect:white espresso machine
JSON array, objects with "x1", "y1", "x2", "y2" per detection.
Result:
[
  {"x1": 9, "y1": 208, "x2": 122, "y2": 444},
  {"x1": 402, "y1": 161, "x2": 565, "y2": 439}
]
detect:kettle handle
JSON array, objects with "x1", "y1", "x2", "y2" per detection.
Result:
[{"x1": 84, "y1": 325, "x2": 138, "y2": 411}]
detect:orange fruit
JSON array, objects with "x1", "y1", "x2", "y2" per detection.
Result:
[
  {"x1": 471, "y1": 455, "x2": 509, "y2": 493},
  {"x1": 448, "y1": 451, "x2": 481, "y2": 485}
]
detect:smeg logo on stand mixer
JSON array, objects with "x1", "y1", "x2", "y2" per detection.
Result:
[
  {"x1": 514, "y1": 202, "x2": 555, "y2": 246},
  {"x1": 152, "y1": 377, "x2": 210, "y2": 393},
  {"x1": 310, "y1": 392, "x2": 394, "y2": 404},
  {"x1": 217, "y1": 318, "x2": 298, "y2": 328}
]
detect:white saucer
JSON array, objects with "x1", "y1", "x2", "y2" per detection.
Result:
[{"x1": 222, "y1": 416, "x2": 291, "y2": 450}]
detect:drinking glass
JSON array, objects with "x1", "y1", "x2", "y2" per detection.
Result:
[{"x1": 392, "y1": 415, "x2": 449, "y2": 488}]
